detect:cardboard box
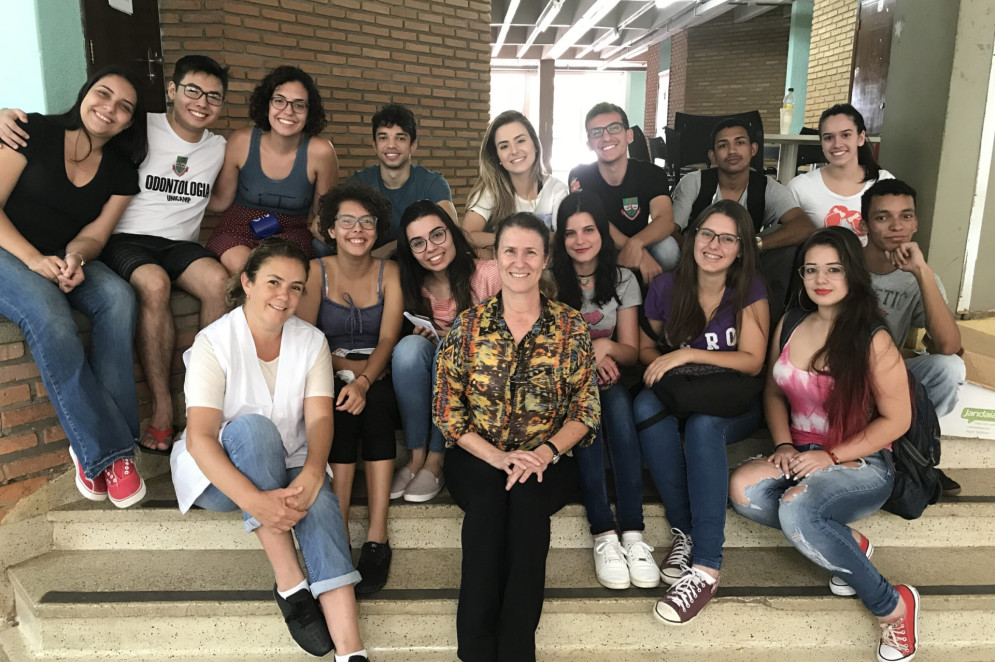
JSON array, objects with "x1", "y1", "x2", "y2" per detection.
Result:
[{"x1": 938, "y1": 319, "x2": 995, "y2": 439}]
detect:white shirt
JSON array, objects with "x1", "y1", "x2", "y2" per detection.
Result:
[
  {"x1": 170, "y1": 308, "x2": 333, "y2": 513},
  {"x1": 115, "y1": 113, "x2": 227, "y2": 242},
  {"x1": 787, "y1": 167, "x2": 894, "y2": 244},
  {"x1": 468, "y1": 176, "x2": 569, "y2": 230}
]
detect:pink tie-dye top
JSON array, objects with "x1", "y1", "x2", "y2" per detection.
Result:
[{"x1": 771, "y1": 339, "x2": 835, "y2": 447}]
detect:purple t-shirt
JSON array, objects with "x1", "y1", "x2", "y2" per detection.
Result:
[{"x1": 644, "y1": 272, "x2": 767, "y2": 351}]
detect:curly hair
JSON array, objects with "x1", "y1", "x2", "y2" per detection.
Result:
[
  {"x1": 372, "y1": 103, "x2": 417, "y2": 142},
  {"x1": 316, "y1": 181, "x2": 392, "y2": 246},
  {"x1": 248, "y1": 66, "x2": 327, "y2": 136}
]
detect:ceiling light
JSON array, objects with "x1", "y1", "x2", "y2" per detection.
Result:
[
  {"x1": 517, "y1": 0, "x2": 565, "y2": 57},
  {"x1": 547, "y1": 0, "x2": 622, "y2": 59}
]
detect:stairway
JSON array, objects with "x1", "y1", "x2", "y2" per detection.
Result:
[{"x1": 1, "y1": 435, "x2": 994, "y2": 661}]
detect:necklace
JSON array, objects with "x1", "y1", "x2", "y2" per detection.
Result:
[{"x1": 576, "y1": 271, "x2": 595, "y2": 286}]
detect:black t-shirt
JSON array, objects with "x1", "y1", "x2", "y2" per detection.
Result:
[
  {"x1": 567, "y1": 159, "x2": 670, "y2": 238},
  {"x1": 5, "y1": 113, "x2": 139, "y2": 255}
]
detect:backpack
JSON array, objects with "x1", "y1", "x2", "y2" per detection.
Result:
[
  {"x1": 689, "y1": 168, "x2": 768, "y2": 234},
  {"x1": 778, "y1": 308, "x2": 942, "y2": 520}
]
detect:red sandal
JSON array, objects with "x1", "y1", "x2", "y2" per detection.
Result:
[{"x1": 138, "y1": 425, "x2": 174, "y2": 455}]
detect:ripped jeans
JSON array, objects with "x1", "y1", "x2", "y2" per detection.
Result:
[{"x1": 730, "y1": 446, "x2": 899, "y2": 617}]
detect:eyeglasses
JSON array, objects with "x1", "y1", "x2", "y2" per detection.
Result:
[
  {"x1": 586, "y1": 122, "x2": 625, "y2": 139},
  {"x1": 799, "y1": 264, "x2": 846, "y2": 280},
  {"x1": 696, "y1": 227, "x2": 741, "y2": 247},
  {"x1": 409, "y1": 227, "x2": 448, "y2": 253},
  {"x1": 177, "y1": 83, "x2": 224, "y2": 106},
  {"x1": 271, "y1": 95, "x2": 309, "y2": 114},
  {"x1": 335, "y1": 214, "x2": 377, "y2": 230}
]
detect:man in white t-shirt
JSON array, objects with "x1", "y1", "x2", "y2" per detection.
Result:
[
  {"x1": 861, "y1": 178, "x2": 965, "y2": 495},
  {"x1": 0, "y1": 55, "x2": 230, "y2": 454}
]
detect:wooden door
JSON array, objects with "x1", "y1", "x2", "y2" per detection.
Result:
[
  {"x1": 851, "y1": 0, "x2": 896, "y2": 135},
  {"x1": 79, "y1": 0, "x2": 166, "y2": 112}
]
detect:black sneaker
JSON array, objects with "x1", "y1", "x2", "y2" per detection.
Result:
[
  {"x1": 938, "y1": 469, "x2": 961, "y2": 496},
  {"x1": 348, "y1": 656, "x2": 369, "y2": 662},
  {"x1": 355, "y1": 540, "x2": 392, "y2": 595},
  {"x1": 273, "y1": 584, "x2": 334, "y2": 656}
]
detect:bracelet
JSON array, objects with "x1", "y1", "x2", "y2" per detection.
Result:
[
  {"x1": 357, "y1": 374, "x2": 372, "y2": 387},
  {"x1": 774, "y1": 443, "x2": 794, "y2": 451},
  {"x1": 67, "y1": 251, "x2": 86, "y2": 266},
  {"x1": 827, "y1": 450, "x2": 841, "y2": 465}
]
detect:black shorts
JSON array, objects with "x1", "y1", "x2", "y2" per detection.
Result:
[
  {"x1": 101, "y1": 233, "x2": 218, "y2": 282},
  {"x1": 328, "y1": 377, "x2": 399, "y2": 463}
]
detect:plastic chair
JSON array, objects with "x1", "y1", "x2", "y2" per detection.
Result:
[
  {"x1": 672, "y1": 111, "x2": 766, "y2": 174},
  {"x1": 629, "y1": 125, "x2": 651, "y2": 162}
]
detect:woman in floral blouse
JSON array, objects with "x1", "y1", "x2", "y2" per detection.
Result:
[{"x1": 433, "y1": 211, "x2": 600, "y2": 662}]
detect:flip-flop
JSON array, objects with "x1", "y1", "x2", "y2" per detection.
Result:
[{"x1": 138, "y1": 425, "x2": 174, "y2": 455}]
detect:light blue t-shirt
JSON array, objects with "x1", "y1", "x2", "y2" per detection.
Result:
[{"x1": 350, "y1": 164, "x2": 452, "y2": 244}]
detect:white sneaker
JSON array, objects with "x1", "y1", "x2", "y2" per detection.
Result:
[
  {"x1": 622, "y1": 534, "x2": 660, "y2": 588},
  {"x1": 593, "y1": 537, "x2": 630, "y2": 590}
]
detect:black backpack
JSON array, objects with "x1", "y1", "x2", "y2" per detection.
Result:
[{"x1": 778, "y1": 309, "x2": 942, "y2": 520}]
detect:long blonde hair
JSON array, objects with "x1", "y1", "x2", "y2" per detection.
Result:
[{"x1": 465, "y1": 110, "x2": 547, "y2": 232}]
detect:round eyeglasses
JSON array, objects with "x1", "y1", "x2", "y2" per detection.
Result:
[{"x1": 409, "y1": 227, "x2": 448, "y2": 253}]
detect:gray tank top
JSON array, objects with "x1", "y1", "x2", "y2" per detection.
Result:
[
  {"x1": 318, "y1": 259, "x2": 386, "y2": 350},
  {"x1": 234, "y1": 126, "x2": 314, "y2": 217}
]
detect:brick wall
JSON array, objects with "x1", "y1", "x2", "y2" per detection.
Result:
[
  {"x1": 804, "y1": 0, "x2": 858, "y2": 125},
  {"x1": 0, "y1": 300, "x2": 200, "y2": 522},
  {"x1": 0, "y1": 1, "x2": 492, "y2": 520},
  {"x1": 667, "y1": 11, "x2": 790, "y2": 132},
  {"x1": 667, "y1": 31, "x2": 688, "y2": 128},
  {"x1": 643, "y1": 43, "x2": 661, "y2": 137},
  {"x1": 159, "y1": 0, "x2": 492, "y2": 207}
]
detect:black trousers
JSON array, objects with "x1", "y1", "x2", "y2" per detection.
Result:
[{"x1": 444, "y1": 444, "x2": 579, "y2": 662}]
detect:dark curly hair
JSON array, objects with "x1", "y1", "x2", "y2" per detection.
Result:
[
  {"x1": 248, "y1": 66, "x2": 326, "y2": 136},
  {"x1": 316, "y1": 181, "x2": 392, "y2": 247}
]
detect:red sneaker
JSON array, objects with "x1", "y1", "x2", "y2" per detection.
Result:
[
  {"x1": 830, "y1": 530, "x2": 874, "y2": 596},
  {"x1": 104, "y1": 457, "x2": 146, "y2": 508},
  {"x1": 68, "y1": 447, "x2": 107, "y2": 501},
  {"x1": 878, "y1": 584, "x2": 920, "y2": 662}
]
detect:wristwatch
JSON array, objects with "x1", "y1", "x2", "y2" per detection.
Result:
[{"x1": 541, "y1": 441, "x2": 561, "y2": 464}]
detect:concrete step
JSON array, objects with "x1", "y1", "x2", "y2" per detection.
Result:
[
  {"x1": 46, "y1": 468, "x2": 995, "y2": 552},
  {"x1": 5, "y1": 548, "x2": 995, "y2": 660}
]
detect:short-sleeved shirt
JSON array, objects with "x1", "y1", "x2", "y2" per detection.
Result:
[
  {"x1": 433, "y1": 294, "x2": 601, "y2": 451},
  {"x1": 870, "y1": 268, "x2": 948, "y2": 347},
  {"x1": 644, "y1": 272, "x2": 767, "y2": 351},
  {"x1": 580, "y1": 268, "x2": 642, "y2": 339},
  {"x1": 422, "y1": 259, "x2": 502, "y2": 330},
  {"x1": 467, "y1": 176, "x2": 569, "y2": 231},
  {"x1": 671, "y1": 169, "x2": 798, "y2": 234},
  {"x1": 567, "y1": 160, "x2": 670, "y2": 238},
  {"x1": 5, "y1": 113, "x2": 139, "y2": 254},
  {"x1": 350, "y1": 164, "x2": 452, "y2": 243},
  {"x1": 787, "y1": 168, "x2": 895, "y2": 240},
  {"x1": 114, "y1": 113, "x2": 226, "y2": 242},
  {"x1": 184, "y1": 332, "x2": 335, "y2": 410}
]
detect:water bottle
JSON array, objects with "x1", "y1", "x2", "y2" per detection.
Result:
[{"x1": 779, "y1": 87, "x2": 795, "y2": 134}]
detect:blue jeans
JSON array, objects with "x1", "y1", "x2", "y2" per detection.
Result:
[
  {"x1": 906, "y1": 352, "x2": 965, "y2": 418},
  {"x1": 574, "y1": 382, "x2": 644, "y2": 534},
  {"x1": 647, "y1": 236, "x2": 680, "y2": 272},
  {"x1": 391, "y1": 334, "x2": 445, "y2": 454},
  {"x1": 634, "y1": 389, "x2": 761, "y2": 571},
  {"x1": 730, "y1": 447, "x2": 898, "y2": 617},
  {"x1": 193, "y1": 414, "x2": 361, "y2": 596},
  {"x1": 0, "y1": 249, "x2": 138, "y2": 478}
]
